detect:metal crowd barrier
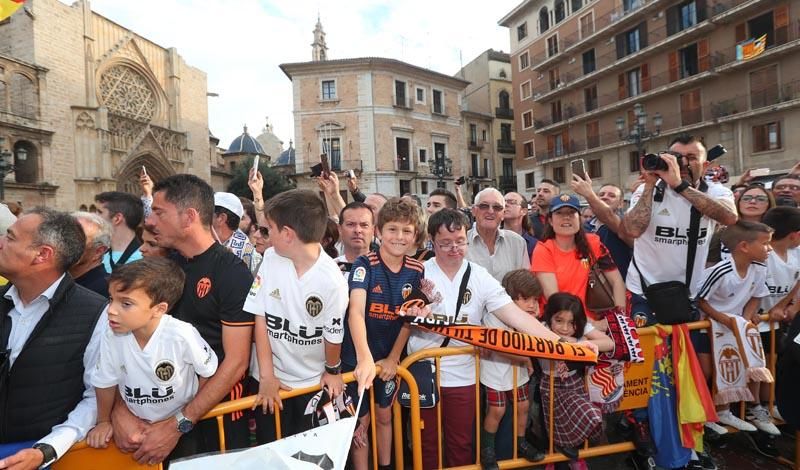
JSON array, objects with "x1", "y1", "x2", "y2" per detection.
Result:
[{"x1": 53, "y1": 315, "x2": 794, "y2": 469}]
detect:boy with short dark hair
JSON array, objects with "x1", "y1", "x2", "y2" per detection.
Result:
[
  {"x1": 244, "y1": 189, "x2": 348, "y2": 442},
  {"x1": 87, "y1": 258, "x2": 217, "y2": 449},
  {"x1": 697, "y1": 220, "x2": 774, "y2": 434},
  {"x1": 341, "y1": 198, "x2": 425, "y2": 470}
]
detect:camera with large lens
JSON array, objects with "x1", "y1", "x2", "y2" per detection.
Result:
[{"x1": 642, "y1": 151, "x2": 684, "y2": 172}]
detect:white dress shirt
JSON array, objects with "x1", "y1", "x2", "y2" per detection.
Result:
[{"x1": 5, "y1": 274, "x2": 108, "y2": 459}]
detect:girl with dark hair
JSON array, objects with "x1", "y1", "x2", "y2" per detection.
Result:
[
  {"x1": 539, "y1": 293, "x2": 613, "y2": 468},
  {"x1": 531, "y1": 194, "x2": 626, "y2": 320}
]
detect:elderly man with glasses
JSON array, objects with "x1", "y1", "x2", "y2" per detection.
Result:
[{"x1": 466, "y1": 188, "x2": 530, "y2": 282}]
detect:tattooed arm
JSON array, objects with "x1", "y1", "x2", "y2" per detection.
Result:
[
  {"x1": 677, "y1": 187, "x2": 738, "y2": 226},
  {"x1": 620, "y1": 181, "x2": 656, "y2": 239}
]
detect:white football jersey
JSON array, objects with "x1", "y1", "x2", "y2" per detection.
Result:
[
  {"x1": 244, "y1": 248, "x2": 348, "y2": 388},
  {"x1": 408, "y1": 260, "x2": 513, "y2": 387},
  {"x1": 697, "y1": 259, "x2": 770, "y2": 317},
  {"x1": 627, "y1": 181, "x2": 734, "y2": 297},
  {"x1": 759, "y1": 248, "x2": 800, "y2": 332},
  {"x1": 91, "y1": 315, "x2": 218, "y2": 423}
]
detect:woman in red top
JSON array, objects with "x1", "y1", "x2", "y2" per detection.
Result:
[{"x1": 531, "y1": 194, "x2": 627, "y2": 320}]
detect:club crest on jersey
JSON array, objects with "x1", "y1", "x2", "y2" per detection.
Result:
[
  {"x1": 384, "y1": 379, "x2": 396, "y2": 396},
  {"x1": 306, "y1": 295, "x2": 324, "y2": 317},
  {"x1": 352, "y1": 267, "x2": 366, "y2": 283},
  {"x1": 196, "y1": 277, "x2": 212, "y2": 298},
  {"x1": 155, "y1": 360, "x2": 175, "y2": 382},
  {"x1": 401, "y1": 283, "x2": 413, "y2": 299},
  {"x1": 462, "y1": 288, "x2": 472, "y2": 305}
]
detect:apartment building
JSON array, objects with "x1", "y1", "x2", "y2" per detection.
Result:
[
  {"x1": 501, "y1": 0, "x2": 799, "y2": 195},
  {"x1": 457, "y1": 49, "x2": 519, "y2": 196}
]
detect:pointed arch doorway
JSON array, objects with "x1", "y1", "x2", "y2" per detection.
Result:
[{"x1": 116, "y1": 153, "x2": 175, "y2": 194}]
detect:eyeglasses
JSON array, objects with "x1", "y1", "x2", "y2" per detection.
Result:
[
  {"x1": 476, "y1": 203, "x2": 505, "y2": 212},
  {"x1": 435, "y1": 241, "x2": 468, "y2": 251},
  {"x1": 740, "y1": 195, "x2": 769, "y2": 203}
]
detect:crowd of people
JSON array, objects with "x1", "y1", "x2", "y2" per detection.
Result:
[{"x1": 0, "y1": 135, "x2": 798, "y2": 470}]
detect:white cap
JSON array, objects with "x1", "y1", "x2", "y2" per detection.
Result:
[{"x1": 214, "y1": 192, "x2": 244, "y2": 218}]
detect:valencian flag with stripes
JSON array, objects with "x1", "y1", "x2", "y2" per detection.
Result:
[{"x1": 0, "y1": 0, "x2": 24, "y2": 21}]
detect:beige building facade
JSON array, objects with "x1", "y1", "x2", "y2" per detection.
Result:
[
  {"x1": 501, "y1": 0, "x2": 800, "y2": 196},
  {"x1": 0, "y1": 0, "x2": 212, "y2": 210},
  {"x1": 280, "y1": 57, "x2": 470, "y2": 198},
  {"x1": 457, "y1": 49, "x2": 520, "y2": 196}
]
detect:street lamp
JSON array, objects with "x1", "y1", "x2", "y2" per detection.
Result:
[
  {"x1": 616, "y1": 103, "x2": 662, "y2": 160},
  {"x1": 0, "y1": 137, "x2": 15, "y2": 201},
  {"x1": 430, "y1": 151, "x2": 453, "y2": 188}
]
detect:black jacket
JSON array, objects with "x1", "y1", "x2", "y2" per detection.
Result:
[{"x1": 0, "y1": 275, "x2": 107, "y2": 443}]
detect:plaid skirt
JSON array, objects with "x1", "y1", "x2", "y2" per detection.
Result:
[{"x1": 539, "y1": 373, "x2": 603, "y2": 448}]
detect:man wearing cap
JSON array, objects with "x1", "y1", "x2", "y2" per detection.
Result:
[{"x1": 213, "y1": 192, "x2": 261, "y2": 275}]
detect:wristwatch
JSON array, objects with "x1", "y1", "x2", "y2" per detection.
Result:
[
  {"x1": 32, "y1": 443, "x2": 57, "y2": 468},
  {"x1": 175, "y1": 410, "x2": 194, "y2": 434},
  {"x1": 325, "y1": 360, "x2": 342, "y2": 375},
  {"x1": 673, "y1": 179, "x2": 691, "y2": 194}
]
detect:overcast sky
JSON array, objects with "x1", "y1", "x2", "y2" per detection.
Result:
[{"x1": 83, "y1": 0, "x2": 518, "y2": 151}]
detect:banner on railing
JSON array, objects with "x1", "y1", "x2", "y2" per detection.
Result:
[
  {"x1": 172, "y1": 394, "x2": 363, "y2": 470},
  {"x1": 404, "y1": 316, "x2": 598, "y2": 363},
  {"x1": 0, "y1": 0, "x2": 24, "y2": 22},
  {"x1": 736, "y1": 34, "x2": 767, "y2": 61}
]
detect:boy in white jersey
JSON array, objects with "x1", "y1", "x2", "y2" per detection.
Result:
[
  {"x1": 244, "y1": 189, "x2": 348, "y2": 443},
  {"x1": 758, "y1": 208, "x2": 800, "y2": 424},
  {"x1": 696, "y1": 221, "x2": 773, "y2": 433},
  {"x1": 87, "y1": 258, "x2": 217, "y2": 449}
]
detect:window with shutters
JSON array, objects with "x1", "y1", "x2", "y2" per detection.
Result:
[
  {"x1": 555, "y1": 0, "x2": 566, "y2": 23},
  {"x1": 519, "y1": 51, "x2": 530, "y2": 70},
  {"x1": 579, "y1": 12, "x2": 594, "y2": 39},
  {"x1": 679, "y1": 44, "x2": 699, "y2": 78},
  {"x1": 746, "y1": 12, "x2": 776, "y2": 48},
  {"x1": 551, "y1": 101, "x2": 563, "y2": 123},
  {"x1": 321, "y1": 80, "x2": 336, "y2": 100},
  {"x1": 616, "y1": 23, "x2": 647, "y2": 58},
  {"x1": 586, "y1": 120, "x2": 600, "y2": 149},
  {"x1": 627, "y1": 68, "x2": 641, "y2": 97},
  {"x1": 524, "y1": 141, "x2": 534, "y2": 158},
  {"x1": 553, "y1": 165, "x2": 566, "y2": 183},
  {"x1": 589, "y1": 159, "x2": 602, "y2": 178},
  {"x1": 680, "y1": 89, "x2": 702, "y2": 125},
  {"x1": 396, "y1": 137, "x2": 411, "y2": 171},
  {"x1": 582, "y1": 49, "x2": 596, "y2": 74},
  {"x1": 667, "y1": 0, "x2": 706, "y2": 35},
  {"x1": 521, "y1": 80, "x2": 532, "y2": 100},
  {"x1": 517, "y1": 22, "x2": 528, "y2": 40},
  {"x1": 547, "y1": 35, "x2": 559, "y2": 57},
  {"x1": 539, "y1": 7, "x2": 550, "y2": 33},
  {"x1": 525, "y1": 172, "x2": 535, "y2": 189},
  {"x1": 523, "y1": 111, "x2": 534, "y2": 129},
  {"x1": 584, "y1": 85, "x2": 598, "y2": 111},
  {"x1": 752, "y1": 122, "x2": 781, "y2": 152},
  {"x1": 750, "y1": 64, "x2": 779, "y2": 109},
  {"x1": 394, "y1": 80, "x2": 408, "y2": 107},
  {"x1": 549, "y1": 68, "x2": 561, "y2": 90},
  {"x1": 432, "y1": 89, "x2": 444, "y2": 114}
]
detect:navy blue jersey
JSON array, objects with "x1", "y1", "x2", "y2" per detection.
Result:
[{"x1": 340, "y1": 251, "x2": 424, "y2": 366}]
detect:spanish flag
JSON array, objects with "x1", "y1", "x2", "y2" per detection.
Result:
[{"x1": 0, "y1": 0, "x2": 24, "y2": 21}]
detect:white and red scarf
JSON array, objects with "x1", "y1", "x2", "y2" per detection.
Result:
[{"x1": 709, "y1": 316, "x2": 773, "y2": 405}]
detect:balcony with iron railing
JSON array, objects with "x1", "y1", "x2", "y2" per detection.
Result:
[
  {"x1": 533, "y1": 77, "x2": 800, "y2": 164},
  {"x1": 532, "y1": 15, "x2": 714, "y2": 101},
  {"x1": 497, "y1": 139, "x2": 516, "y2": 154},
  {"x1": 530, "y1": 0, "x2": 765, "y2": 72},
  {"x1": 498, "y1": 174, "x2": 517, "y2": 191},
  {"x1": 495, "y1": 107, "x2": 514, "y2": 119},
  {"x1": 530, "y1": 0, "x2": 661, "y2": 72},
  {"x1": 533, "y1": 22, "x2": 800, "y2": 134},
  {"x1": 468, "y1": 139, "x2": 484, "y2": 151}
]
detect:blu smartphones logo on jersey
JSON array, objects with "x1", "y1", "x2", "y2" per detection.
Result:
[
  {"x1": 124, "y1": 385, "x2": 175, "y2": 405},
  {"x1": 265, "y1": 313, "x2": 324, "y2": 345},
  {"x1": 653, "y1": 226, "x2": 708, "y2": 246},
  {"x1": 768, "y1": 285, "x2": 792, "y2": 295}
]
